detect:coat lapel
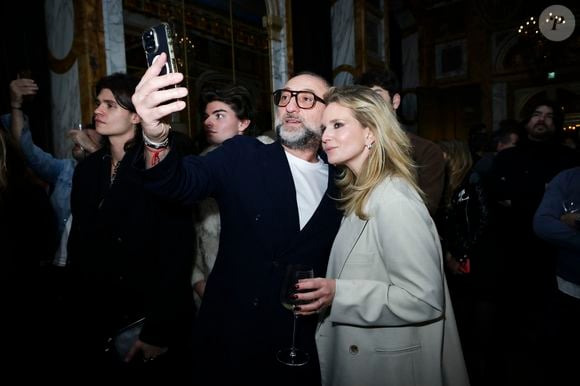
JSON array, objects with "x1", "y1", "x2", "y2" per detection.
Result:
[{"x1": 332, "y1": 214, "x2": 368, "y2": 278}]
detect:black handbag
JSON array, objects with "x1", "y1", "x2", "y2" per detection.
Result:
[{"x1": 106, "y1": 318, "x2": 145, "y2": 361}]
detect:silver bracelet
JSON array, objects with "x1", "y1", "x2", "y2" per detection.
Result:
[{"x1": 143, "y1": 133, "x2": 169, "y2": 149}]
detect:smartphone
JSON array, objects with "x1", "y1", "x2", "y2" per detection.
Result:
[{"x1": 142, "y1": 22, "x2": 178, "y2": 75}]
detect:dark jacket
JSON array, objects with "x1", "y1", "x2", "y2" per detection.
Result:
[
  {"x1": 408, "y1": 132, "x2": 445, "y2": 217},
  {"x1": 68, "y1": 142, "x2": 195, "y2": 351},
  {"x1": 441, "y1": 171, "x2": 490, "y2": 263},
  {"x1": 142, "y1": 135, "x2": 343, "y2": 385},
  {"x1": 534, "y1": 167, "x2": 580, "y2": 286}
]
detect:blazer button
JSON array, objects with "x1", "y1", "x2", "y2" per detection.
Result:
[
  {"x1": 116, "y1": 237, "x2": 123, "y2": 243},
  {"x1": 349, "y1": 345, "x2": 359, "y2": 355},
  {"x1": 252, "y1": 297, "x2": 260, "y2": 307}
]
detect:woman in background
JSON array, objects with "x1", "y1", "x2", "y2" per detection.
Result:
[{"x1": 438, "y1": 139, "x2": 499, "y2": 385}]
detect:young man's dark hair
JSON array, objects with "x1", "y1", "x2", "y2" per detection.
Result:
[
  {"x1": 201, "y1": 85, "x2": 255, "y2": 130},
  {"x1": 96, "y1": 72, "x2": 140, "y2": 113},
  {"x1": 355, "y1": 69, "x2": 401, "y2": 95}
]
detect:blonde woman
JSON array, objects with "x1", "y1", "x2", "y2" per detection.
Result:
[{"x1": 295, "y1": 86, "x2": 469, "y2": 386}]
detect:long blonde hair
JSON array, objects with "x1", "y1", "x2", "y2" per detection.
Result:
[
  {"x1": 438, "y1": 139, "x2": 473, "y2": 209},
  {"x1": 325, "y1": 85, "x2": 422, "y2": 219}
]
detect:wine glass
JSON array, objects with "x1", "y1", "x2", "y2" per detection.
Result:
[{"x1": 277, "y1": 263, "x2": 314, "y2": 366}]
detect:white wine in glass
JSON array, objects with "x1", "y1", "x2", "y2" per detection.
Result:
[{"x1": 277, "y1": 264, "x2": 314, "y2": 366}]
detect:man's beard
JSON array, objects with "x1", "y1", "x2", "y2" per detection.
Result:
[
  {"x1": 528, "y1": 124, "x2": 554, "y2": 141},
  {"x1": 275, "y1": 120, "x2": 321, "y2": 151}
]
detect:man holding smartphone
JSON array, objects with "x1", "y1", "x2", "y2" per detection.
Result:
[{"x1": 132, "y1": 53, "x2": 342, "y2": 385}]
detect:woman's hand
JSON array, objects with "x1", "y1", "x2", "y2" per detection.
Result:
[
  {"x1": 131, "y1": 52, "x2": 188, "y2": 142},
  {"x1": 294, "y1": 278, "x2": 336, "y2": 316}
]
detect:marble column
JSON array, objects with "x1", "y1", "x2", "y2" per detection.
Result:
[
  {"x1": 331, "y1": 0, "x2": 355, "y2": 86},
  {"x1": 45, "y1": 0, "x2": 80, "y2": 159},
  {"x1": 103, "y1": 0, "x2": 126, "y2": 74},
  {"x1": 266, "y1": 0, "x2": 288, "y2": 92}
]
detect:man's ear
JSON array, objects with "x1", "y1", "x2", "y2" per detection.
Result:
[
  {"x1": 391, "y1": 93, "x2": 401, "y2": 110},
  {"x1": 131, "y1": 112, "x2": 141, "y2": 125},
  {"x1": 238, "y1": 119, "x2": 251, "y2": 134}
]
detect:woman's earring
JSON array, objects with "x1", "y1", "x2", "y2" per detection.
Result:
[{"x1": 366, "y1": 143, "x2": 373, "y2": 150}]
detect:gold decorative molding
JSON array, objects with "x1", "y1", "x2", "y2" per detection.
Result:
[
  {"x1": 75, "y1": 0, "x2": 107, "y2": 126},
  {"x1": 263, "y1": 15, "x2": 283, "y2": 41},
  {"x1": 354, "y1": 0, "x2": 366, "y2": 74},
  {"x1": 124, "y1": 0, "x2": 268, "y2": 49},
  {"x1": 333, "y1": 64, "x2": 356, "y2": 78}
]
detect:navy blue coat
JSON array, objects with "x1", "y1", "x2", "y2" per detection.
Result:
[{"x1": 143, "y1": 135, "x2": 343, "y2": 385}]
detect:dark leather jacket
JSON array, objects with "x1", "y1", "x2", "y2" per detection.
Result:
[{"x1": 441, "y1": 171, "x2": 490, "y2": 262}]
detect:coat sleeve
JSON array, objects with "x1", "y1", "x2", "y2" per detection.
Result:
[
  {"x1": 140, "y1": 134, "x2": 242, "y2": 206},
  {"x1": 17, "y1": 117, "x2": 69, "y2": 184},
  {"x1": 329, "y1": 188, "x2": 445, "y2": 326},
  {"x1": 533, "y1": 170, "x2": 580, "y2": 252}
]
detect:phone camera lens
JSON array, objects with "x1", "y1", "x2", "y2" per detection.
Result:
[{"x1": 143, "y1": 30, "x2": 157, "y2": 53}]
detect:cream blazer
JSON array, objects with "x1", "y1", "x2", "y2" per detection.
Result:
[{"x1": 316, "y1": 176, "x2": 469, "y2": 386}]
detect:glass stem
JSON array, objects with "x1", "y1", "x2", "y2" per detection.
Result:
[{"x1": 290, "y1": 313, "x2": 298, "y2": 357}]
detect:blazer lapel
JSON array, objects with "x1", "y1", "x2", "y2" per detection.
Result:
[
  {"x1": 333, "y1": 215, "x2": 368, "y2": 278},
  {"x1": 259, "y1": 143, "x2": 299, "y2": 228},
  {"x1": 252, "y1": 143, "x2": 301, "y2": 259}
]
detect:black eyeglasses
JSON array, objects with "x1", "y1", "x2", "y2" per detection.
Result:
[{"x1": 272, "y1": 89, "x2": 326, "y2": 109}]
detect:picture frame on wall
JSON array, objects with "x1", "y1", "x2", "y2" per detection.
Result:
[{"x1": 435, "y1": 39, "x2": 467, "y2": 80}]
